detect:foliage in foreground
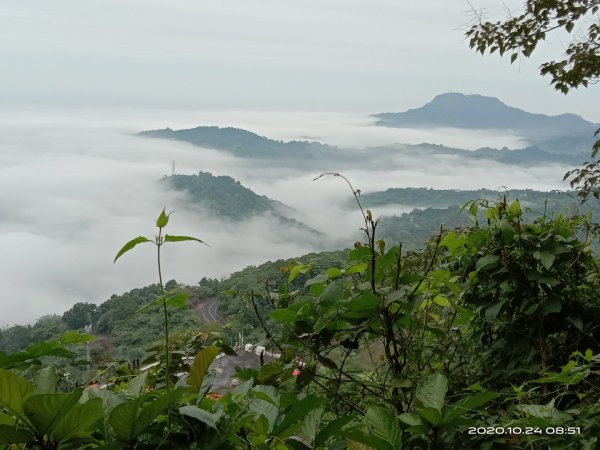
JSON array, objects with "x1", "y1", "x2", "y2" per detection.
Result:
[{"x1": 1, "y1": 196, "x2": 600, "y2": 448}]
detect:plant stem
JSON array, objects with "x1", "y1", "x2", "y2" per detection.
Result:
[{"x1": 157, "y1": 227, "x2": 170, "y2": 394}]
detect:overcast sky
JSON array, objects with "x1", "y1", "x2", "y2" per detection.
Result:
[{"x1": 1, "y1": 0, "x2": 599, "y2": 120}]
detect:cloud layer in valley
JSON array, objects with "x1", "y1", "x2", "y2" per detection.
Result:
[{"x1": 0, "y1": 109, "x2": 575, "y2": 326}]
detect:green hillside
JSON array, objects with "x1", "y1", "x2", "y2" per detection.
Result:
[
  {"x1": 163, "y1": 172, "x2": 323, "y2": 238},
  {"x1": 139, "y1": 126, "x2": 332, "y2": 159}
]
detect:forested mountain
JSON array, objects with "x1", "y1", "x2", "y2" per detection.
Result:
[
  {"x1": 163, "y1": 172, "x2": 323, "y2": 238},
  {"x1": 139, "y1": 126, "x2": 332, "y2": 159},
  {"x1": 371, "y1": 142, "x2": 588, "y2": 165},
  {"x1": 367, "y1": 188, "x2": 600, "y2": 249},
  {"x1": 139, "y1": 115, "x2": 591, "y2": 167},
  {"x1": 0, "y1": 249, "x2": 349, "y2": 368},
  {"x1": 373, "y1": 93, "x2": 597, "y2": 146},
  {"x1": 164, "y1": 172, "x2": 288, "y2": 221}
]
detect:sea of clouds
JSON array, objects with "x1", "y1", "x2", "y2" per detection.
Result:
[{"x1": 0, "y1": 108, "x2": 572, "y2": 325}]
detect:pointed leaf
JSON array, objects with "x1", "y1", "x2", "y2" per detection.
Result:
[
  {"x1": 164, "y1": 235, "x2": 206, "y2": 245},
  {"x1": 23, "y1": 391, "x2": 82, "y2": 436},
  {"x1": 476, "y1": 254, "x2": 499, "y2": 272},
  {"x1": 156, "y1": 208, "x2": 169, "y2": 228},
  {"x1": 366, "y1": 406, "x2": 402, "y2": 450},
  {"x1": 315, "y1": 415, "x2": 354, "y2": 447},
  {"x1": 34, "y1": 366, "x2": 58, "y2": 394},
  {"x1": 417, "y1": 407, "x2": 442, "y2": 426},
  {"x1": 108, "y1": 398, "x2": 141, "y2": 442},
  {"x1": 416, "y1": 373, "x2": 447, "y2": 411},
  {"x1": 0, "y1": 425, "x2": 34, "y2": 444},
  {"x1": 125, "y1": 372, "x2": 148, "y2": 398},
  {"x1": 273, "y1": 394, "x2": 323, "y2": 435},
  {"x1": 109, "y1": 390, "x2": 182, "y2": 442},
  {"x1": 52, "y1": 398, "x2": 103, "y2": 442},
  {"x1": 444, "y1": 391, "x2": 498, "y2": 423},
  {"x1": 60, "y1": 330, "x2": 95, "y2": 345},
  {"x1": 114, "y1": 236, "x2": 151, "y2": 263},
  {"x1": 188, "y1": 346, "x2": 220, "y2": 394},
  {"x1": 165, "y1": 293, "x2": 189, "y2": 309},
  {"x1": 0, "y1": 370, "x2": 34, "y2": 417},
  {"x1": 179, "y1": 405, "x2": 219, "y2": 430}
]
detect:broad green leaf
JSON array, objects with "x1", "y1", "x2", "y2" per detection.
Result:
[
  {"x1": 345, "y1": 262, "x2": 368, "y2": 275},
  {"x1": 125, "y1": 372, "x2": 148, "y2": 398},
  {"x1": 269, "y1": 308, "x2": 297, "y2": 324},
  {"x1": 109, "y1": 390, "x2": 182, "y2": 442},
  {"x1": 433, "y1": 295, "x2": 450, "y2": 307},
  {"x1": 533, "y1": 251, "x2": 556, "y2": 270},
  {"x1": 164, "y1": 292, "x2": 189, "y2": 309},
  {"x1": 567, "y1": 316, "x2": 583, "y2": 331},
  {"x1": 317, "y1": 279, "x2": 345, "y2": 306},
  {"x1": 0, "y1": 370, "x2": 34, "y2": 417},
  {"x1": 417, "y1": 407, "x2": 441, "y2": 426},
  {"x1": 343, "y1": 430, "x2": 389, "y2": 450},
  {"x1": 0, "y1": 425, "x2": 34, "y2": 444},
  {"x1": 249, "y1": 398, "x2": 279, "y2": 433},
  {"x1": 258, "y1": 363, "x2": 283, "y2": 382},
  {"x1": 315, "y1": 415, "x2": 354, "y2": 447},
  {"x1": 179, "y1": 405, "x2": 219, "y2": 429},
  {"x1": 113, "y1": 236, "x2": 151, "y2": 263},
  {"x1": 289, "y1": 264, "x2": 311, "y2": 283},
  {"x1": 485, "y1": 299, "x2": 507, "y2": 320},
  {"x1": 499, "y1": 218, "x2": 516, "y2": 244},
  {"x1": 326, "y1": 267, "x2": 342, "y2": 279},
  {"x1": 52, "y1": 398, "x2": 103, "y2": 442},
  {"x1": 197, "y1": 370, "x2": 215, "y2": 400},
  {"x1": 444, "y1": 391, "x2": 498, "y2": 423},
  {"x1": 188, "y1": 346, "x2": 219, "y2": 394},
  {"x1": 344, "y1": 291, "x2": 378, "y2": 319},
  {"x1": 87, "y1": 389, "x2": 125, "y2": 418},
  {"x1": 273, "y1": 394, "x2": 323, "y2": 435},
  {"x1": 59, "y1": 330, "x2": 95, "y2": 345},
  {"x1": 542, "y1": 298, "x2": 561, "y2": 315},
  {"x1": 156, "y1": 208, "x2": 169, "y2": 228},
  {"x1": 24, "y1": 391, "x2": 82, "y2": 436},
  {"x1": 366, "y1": 406, "x2": 402, "y2": 450},
  {"x1": 297, "y1": 407, "x2": 324, "y2": 445},
  {"x1": 398, "y1": 413, "x2": 422, "y2": 427},
  {"x1": 515, "y1": 402, "x2": 572, "y2": 423},
  {"x1": 108, "y1": 397, "x2": 143, "y2": 442},
  {"x1": 252, "y1": 385, "x2": 280, "y2": 406},
  {"x1": 475, "y1": 254, "x2": 499, "y2": 272},
  {"x1": 34, "y1": 366, "x2": 58, "y2": 394},
  {"x1": 0, "y1": 341, "x2": 74, "y2": 369},
  {"x1": 164, "y1": 234, "x2": 206, "y2": 245},
  {"x1": 416, "y1": 373, "x2": 447, "y2": 411}
]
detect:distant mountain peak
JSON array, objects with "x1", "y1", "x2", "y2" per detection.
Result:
[{"x1": 374, "y1": 93, "x2": 596, "y2": 139}]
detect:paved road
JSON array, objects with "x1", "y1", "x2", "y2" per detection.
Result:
[{"x1": 196, "y1": 298, "x2": 221, "y2": 323}]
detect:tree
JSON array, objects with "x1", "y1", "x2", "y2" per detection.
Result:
[
  {"x1": 62, "y1": 302, "x2": 98, "y2": 330},
  {"x1": 466, "y1": 0, "x2": 600, "y2": 199}
]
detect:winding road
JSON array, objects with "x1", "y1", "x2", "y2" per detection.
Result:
[{"x1": 194, "y1": 297, "x2": 221, "y2": 323}]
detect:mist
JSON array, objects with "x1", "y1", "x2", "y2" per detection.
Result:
[{"x1": 0, "y1": 108, "x2": 573, "y2": 326}]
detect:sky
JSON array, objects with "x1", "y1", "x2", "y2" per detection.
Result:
[
  {"x1": 1, "y1": 0, "x2": 599, "y2": 120},
  {"x1": 0, "y1": 0, "x2": 598, "y2": 326}
]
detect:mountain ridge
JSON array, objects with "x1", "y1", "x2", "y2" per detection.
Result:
[
  {"x1": 139, "y1": 126, "x2": 331, "y2": 159},
  {"x1": 373, "y1": 93, "x2": 597, "y2": 146}
]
